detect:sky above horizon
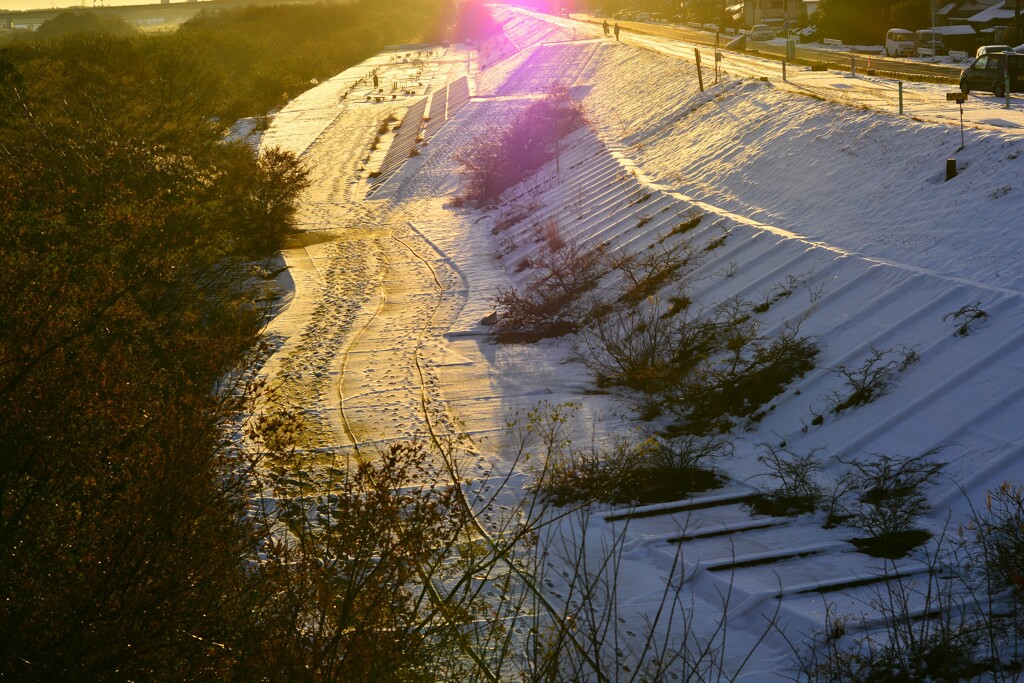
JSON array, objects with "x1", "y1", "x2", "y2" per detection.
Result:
[{"x1": 2, "y1": 0, "x2": 182, "y2": 13}]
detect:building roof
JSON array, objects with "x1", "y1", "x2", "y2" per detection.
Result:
[
  {"x1": 933, "y1": 23, "x2": 978, "y2": 34},
  {"x1": 968, "y1": 1, "x2": 1015, "y2": 22}
]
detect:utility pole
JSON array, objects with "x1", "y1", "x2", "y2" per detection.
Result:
[{"x1": 1016, "y1": 0, "x2": 1021, "y2": 45}]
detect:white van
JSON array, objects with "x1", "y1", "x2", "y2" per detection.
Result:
[{"x1": 885, "y1": 28, "x2": 915, "y2": 57}]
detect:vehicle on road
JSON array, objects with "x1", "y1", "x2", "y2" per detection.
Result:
[
  {"x1": 915, "y1": 29, "x2": 947, "y2": 56},
  {"x1": 749, "y1": 24, "x2": 774, "y2": 41},
  {"x1": 976, "y1": 44, "x2": 1013, "y2": 57},
  {"x1": 885, "y1": 28, "x2": 915, "y2": 57},
  {"x1": 960, "y1": 51, "x2": 1024, "y2": 96}
]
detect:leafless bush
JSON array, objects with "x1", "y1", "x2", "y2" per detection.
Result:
[
  {"x1": 493, "y1": 198, "x2": 541, "y2": 234},
  {"x1": 943, "y1": 301, "x2": 990, "y2": 337},
  {"x1": 497, "y1": 231, "x2": 519, "y2": 256},
  {"x1": 456, "y1": 87, "x2": 586, "y2": 206},
  {"x1": 629, "y1": 189, "x2": 652, "y2": 205},
  {"x1": 525, "y1": 406, "x2": 728, "y2": 507},
  {"x1": 794, "y1": 537, "x2": 1000, "y2": 682},
  {"x1": 793, "y1": 480, "x2": 1024, "y2": 681},
  {"x1": 532, "y1": 215, "x2": 565, "y2": 252},
  {"x1": 611, "y1": 237, "x2": 698, "y2": 305},
  {"x1": 840, "y1": 450, "x2": 944, "y2": 555},
  {"x1": 827, "y1": 345, "x2": 919, "y2": 415},
  {"x1": 660, "y1": 208, "x2": 704, "y2": 241},
  {"x1": 531, "y1": 236, "x2": 608, "y2": 302},
  {"x1": 662, "y1": 317, "x2": 819, "y2": 435},
  {"x1": 575, "y1": 298, "x2": 687, "y2": 392},
  {"x1": 703, "y1": 226, "x2": 730, "y2": 252},
  {"x1": 520, "y1": 504, "x2": 778, "y2": 682},
  {"x1": 970, "y1": 481, "x2": 1024, "y2": 595},
  {"x1": 491, "y1": 236, "x2": 609, "y2": 343},
  {"x1": 752, "y1": 444, "x2": 826, "y2": 516},
  {"x1": 752, "y1": 274, "x2": 800, "y2": 314},
  {"x1": 531, "y1": 436, "x2": 652, "y2": 506},
  {"x1": 646, "y1": 432, "x2": 735, "y2": 473},
  {"x1": 578, "y1": 292, "x2": 817, "y2": 433},
  {"x1": 238, "y1": 424, "x2": 485, "y2": 679}
]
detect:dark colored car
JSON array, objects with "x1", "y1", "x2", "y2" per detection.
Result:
[
  {"x1": 960, "y1": 51, "x2": 1024, "y2": 97},
  {"x1": 976, "y1": 44, "x2": 1013, "y2": 58}
]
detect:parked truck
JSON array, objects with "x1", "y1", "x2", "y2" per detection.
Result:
[{"x1": 915, "y1": 29, "x2": 947, "y2": 56}]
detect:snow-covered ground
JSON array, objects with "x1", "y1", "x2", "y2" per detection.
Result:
[{"x1": 257, "y1": 8, "x2": 1024, "y2": 679}]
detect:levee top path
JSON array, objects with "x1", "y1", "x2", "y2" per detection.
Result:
[{"x1": 256, "y1": 40, "x2": 622, "y2": 472}]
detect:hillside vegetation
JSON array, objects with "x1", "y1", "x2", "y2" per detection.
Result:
[{"x1": 0, "y1": 0, "x2": 462, "y2": 678}]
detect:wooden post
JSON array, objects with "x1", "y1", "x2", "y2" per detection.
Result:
[{"x1": 695, "y1": 48, "x2": 704, "y2": 92}]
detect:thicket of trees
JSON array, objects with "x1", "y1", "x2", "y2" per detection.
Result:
[
  {"x1": 34, "y1": 11, "x2": 139, "y2": 39},
  {"x1": 175, "y1": 0, "x2": 454, "y2": 121},
  {"x1": 0, "y1": 0, "x2": 461, "y2": 678}
]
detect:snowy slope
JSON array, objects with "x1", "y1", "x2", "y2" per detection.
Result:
[{"x1": 479, "y1": 13, "x2": 1024, "y2": 678}]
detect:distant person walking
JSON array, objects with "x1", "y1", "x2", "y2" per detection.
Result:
[
  {"x1": 613, "y1": 22, "x2": 620, "y2": 41},
  {"x1": 602, "y1": 19, "x2": 609, "y2": 37},
  {"x1": 372, "y1": 72, "x2": 379, "y2": 89}
]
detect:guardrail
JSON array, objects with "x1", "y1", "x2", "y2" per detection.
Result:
[{"x1": 601, "y1": 17, "x2": 960, "y2": 86}]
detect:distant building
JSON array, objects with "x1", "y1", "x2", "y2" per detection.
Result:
[
  {"x1": 964, "y1": 0, "x2": 1016, "y2": 28},
  {"x1": 721, "y1": 2, "x2": 738, "y2": 22},
  {"x1": 939, "y1": 0, "x2": 1019, "y2": 45},
  {"x1": 942, "y1": 0, "x2": 1013, "y2": 26},
  {"x1": 743, "y1": 0, "x2": 805, "y2": 28}
]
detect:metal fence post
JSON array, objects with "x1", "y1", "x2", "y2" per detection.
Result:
[{"x1": 898, "y1": 81, "x2": 904, "y2": 115}]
